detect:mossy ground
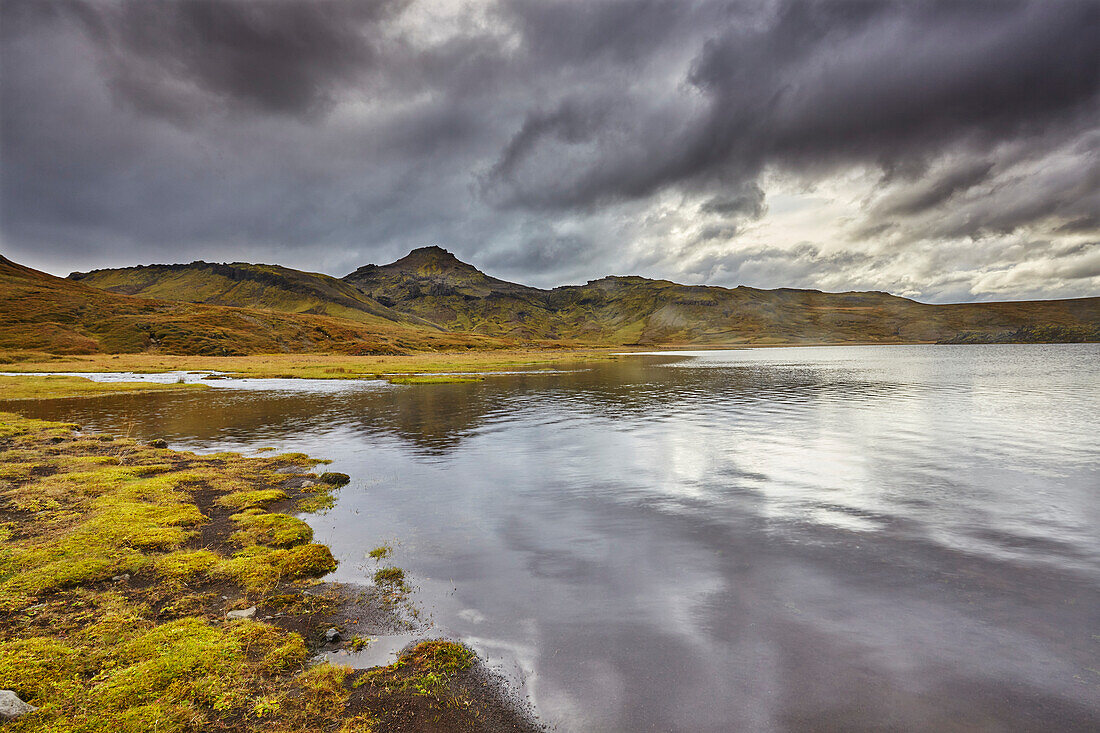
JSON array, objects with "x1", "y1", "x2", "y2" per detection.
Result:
[
  {"x1": 0, "y1": 348, "x2": 620, "y2": 382},
  {"x1": 0, "y1": 413, "x2": 537, "y2": 732},
  {"x1": 386, "y1": 375, "x2": 485, "y2": 384},
  {"x1": 0, "y1": 375, "x2": 208, "y2": 401}
]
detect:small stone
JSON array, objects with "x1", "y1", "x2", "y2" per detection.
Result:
[
  {"x1": 0, "y1": 690, "x2": 36, "y2": 721},
  {"x1": 226, "y1": 607, "x2": 257, "y2": 620},
  {"x1": 111, "y1": 574, "x2": 130, "y2": 582},
  {"x1": 324, "y1": 627, "x2": 342, "y2": 644},
  {"x1": 149, "y1": 439, "x2": 168, "y2": 449}
]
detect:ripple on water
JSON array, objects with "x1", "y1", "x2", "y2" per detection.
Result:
[{"x1": 5, "y1": 344, "x2": 1099, "y2": 731}]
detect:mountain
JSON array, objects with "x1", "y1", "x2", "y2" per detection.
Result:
[
  {"x1": 64, "y1": 246, "x2": 1100, "y2": 346},
  {"x1": 343, "y1": 246, "x2": 1100, "y2": 344},
  {"x1": 1, "y1": 255, "x2": 505, "y2": 355},
  {"x1": 70, "y1": 260, "x2": 440, "y2": 330}
]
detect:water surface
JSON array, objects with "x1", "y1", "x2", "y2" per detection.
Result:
[{"x1": 8, "y1": 345, "x2": 1099, "y2": 731}]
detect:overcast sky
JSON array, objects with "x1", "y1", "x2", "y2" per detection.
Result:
[{"x1": 2, "y1": 0, "x2": 1098, "y2": 302}]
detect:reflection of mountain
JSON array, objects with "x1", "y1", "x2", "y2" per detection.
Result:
[
  {"x1": 9, "y1": 358, "x2": 903, "y2": 455},
  {"x1": 76, "y1": 246, "x2": 1100, "y2": 345},
  {"x1": 9, "y1": 380, "x2": 524, "y2": 454}
]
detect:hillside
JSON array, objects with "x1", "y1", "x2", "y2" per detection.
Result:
[
  {"x1": 71, "y1": 261, "x2": 440, "y2": 330},
  {"x1": 342, "y1": 247, "x2": 1100, "y2": 344},
  {"x1": 68, "y1": 246, "x2": 1100, "y2": 346},
  {"x1": 0, "y1": 255, "x2": 506, "y2": 356}
]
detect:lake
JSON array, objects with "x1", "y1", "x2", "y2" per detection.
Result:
[{"x1": 7, "y1": 345, "x2": 1099, "y2": 732}]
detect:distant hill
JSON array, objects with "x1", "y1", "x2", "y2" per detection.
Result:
[
  {"x1": 70, "y1": 246, "x2": 1100, "y2": 346},
  {"x1": 71, "y1": 260, "x2": 440, "y2": 330},
  {"x1": 1, "y1": 255, "x2": 505, "y2": 355},
  {"x1": 342, "y1": 247, "x2": 1100, "y2": 345}
]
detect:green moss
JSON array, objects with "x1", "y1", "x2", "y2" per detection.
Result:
[
  {"x1": 282, "y1": 662, "x2": 352, "y2": 720},
  {"x1": 0, "y1": 375, "x2": 208, "y2": 401},
  {"x1": 0, "y1": 636, "x2": 81, "y2": 702},
  {"x1": 346, "y1": 635, "x2": 374, "y2": 652},
  {"x1": 4, "y1": 467, "x2": 207, "y2": 594},
  {"x1": 0, "y1": 615, "x2": 248, "y2": 733},
  {"x1": 91, "y1": 617, "x2": 242, "y2": 710},
  {"x1": 367, "y1": 545, "x2": 391, "y2": 561},
  {"x1": 355, "y1": 641, "x2": 474, "y2": 700},
  {"x1": 214, "y1": 544, "x2": 337, "y2": 593},
  {"x1": 274, "y1": 452, "x2": 328, "y2": 466},
  {"x1": 373, "y1": 566, "x2": 405, "y2": 586},
  {"x1": 297, "y1": 491, "x2": 336, "y2": 514},
  {"x1": 0, "y1": 413, "x2": 470, "y2": 732},
  {"x1": 230, "y1": 513, "x2": 313, "y2": 548},
  {"x1": 318, "y1": 471, "x2": 350, "y2": 487},
  {"x1": 217, "y1": 488, "x2": 289, "y2": 510},
  {"x1": 153, "y1": 550, "x2": 220, "y2": 581}
]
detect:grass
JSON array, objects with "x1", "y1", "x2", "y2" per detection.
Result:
[
  {"x1": 386, "y1": 375, "x2": 484, "y2": 384},
  {"x1": 0, "y1": 348, "x2": 620, "y2": 381},
  {"x1": 355, "y1": 640, "x2": 474, "y2": 699},
  {"x1": 230, "y1": 512, "x2": 314, "y2": 548},
  {"x1": 0, "y1": 375, "x2": 208, "y2": 401},
  {"x1": 217, "y1": 488, "x2": 290, "y2": 510},
  {"x1": 0, "y1": 413, "x2": 535, "y2": 732},
  {"x1": 1, "y1": 253, "x2": 517, "y2": 357},
  {"x1": 0, "y1": 412, "x2": 350, "y2": 731},
  {"x1": 372, "y1": 567, "x2": 406, "y2": 587}
]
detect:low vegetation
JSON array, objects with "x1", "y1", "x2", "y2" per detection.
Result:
[
  {"x1": 0, "y1": 413, "x2": 536, "y2": 732},
  {"x1": 939, "y1": 324, "x2": 1100, "y2": 344},
  {"x1": 386, "y1": 375, "x2": 484, "y2": 384},
  {"x1": 0, "y1": 349, "x2": 617, "y2": 382},
  {"x1": 0, "y1": 254, "x2": 512, "y2": 357},
  {"x1": 8, "y1": 248, "x2": 1097, "y2": 362},
  {"x1": 0, "y1": 375, "x2": 208, "y2": 401}
]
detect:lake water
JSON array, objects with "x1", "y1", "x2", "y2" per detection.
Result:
[{"x1": 6, "y1": 345, "x2": 1099, "y2": 731}]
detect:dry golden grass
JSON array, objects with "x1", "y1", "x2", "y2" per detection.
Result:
[
  {"x1": 0, "y1": 349, "x2": 622, "y2": 380},
  {"x1": 0, "y1": 255, "x2": 514, "y2": 357}
]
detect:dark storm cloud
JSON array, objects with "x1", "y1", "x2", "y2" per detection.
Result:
[
  {"x1": 71, "y1": 0, "x2": 403, "y2": 119},
  {"x1": 875, "y1": 161, "x2": 995, "y2": 218},
  {"x1": 1, "y1": 0, "x2": 1098, "y2": 299},
  {"x1": 487, "y1": 0, "x2": 1100, "y2": 210},
  {"x1": 700, "y1": 185, "x2": 767, "y2": 220}
]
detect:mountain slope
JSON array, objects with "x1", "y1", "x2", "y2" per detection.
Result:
[
  {"x1": 343, "y1": 247, "x2": 1100, "y2": 344},
  {"x1": 1, "y1": 255, "x2": 504, "y2": 355},
  {"x1": 71, "y1": 261, "x2": 440, "y2": 330},
  {"x1": 66, "y1": 246, "x2": 1100, "y2": 346}
]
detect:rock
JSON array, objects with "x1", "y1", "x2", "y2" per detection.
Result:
[
  {"x1": 111, "y1": 573, "x2": 130, "y2": 582},
  {"x1": 149, "y1": 439, "x2": 168, "y2": 449},
  {"x1": 0, "y1": 690, "x2": 36, "y2": 721},
  {"x1": 226, "y1": 607, "x2": 257, "y2": 620},
  {"x1": 318, "y1": 471, "x2": 350, "y2": 487},
  {"x1": 324, "y1": 627, "x2": 342, "y2": 644}
]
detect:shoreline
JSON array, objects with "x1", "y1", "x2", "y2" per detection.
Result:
[
  {"x1": 0, "y1": 413, "x2": 540, "y2": 732},
  {"x1": 0, "y1": 348, "x2": 622, "y2": 381}
]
